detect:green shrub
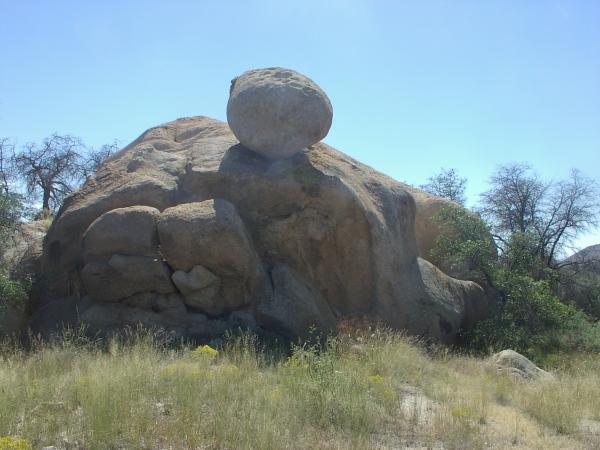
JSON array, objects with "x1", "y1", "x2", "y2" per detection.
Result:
[
  {"x1": 431, "y1": 205, "x2": 600, "y2": 357},
  {"x1": 560, "y1": 270, "x2": 600, "y2": 321},
  {"x1": 465, "y1": 273, "x2": 600, "y2": 355},
  {"x1": 431, "y1": 205, "x2": 496, "y2": 285},
  {"x1": 0, "y1": 192, "x2": 26, "y2": 253},
  {"x1": 0, "y1": 271, "x2": 29, "y2": 334}
]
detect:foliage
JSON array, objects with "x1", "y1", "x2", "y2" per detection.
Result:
[
  {"x1": 420, "y1": 167, "x2": 467, "y2": 205},
  {"x1": 0, "y1": 329, "x2": 598, "y2": 449},
  {"x1": 431, "y1": 205, "x2": 600, "y2": 356},
  {"x1": 466, "y1": 273, "x2": 599, "y2": 355},
  {"x1": 0, "y1": 271, "x2": 29, "y2": 327},
  {"x1": 80, "y1": 141, "x2": 119, "y2": 178},
  {"x1": 559, "y1": 270, "x2": 600, "y2": 321},
  {"x1": 499, "y1": 232, "x2": 543, "y2": 276},
  {"x1": 479, "y1": 163, "x2": 599, "y2": 268},
  {"x1": 431, "y1": 205, "x2": 496, "y2": 285},
  {"x1": 0, "y1": 192, "x2": 27, "y2": 253},
  {"x1": 0, "y1": 138, "x2": 16, "y2": 195},
  {"x1": 11, "y1": 134, "x2": 87, "y2": 212},
  {"x1": 0, "y1": 190, "x2": 31, "y2": 336},
  {"x1": 7, "y1": 134, "x2": 117, "y2": 213}
]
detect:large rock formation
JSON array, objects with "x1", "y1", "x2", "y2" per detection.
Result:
[{"x1": 29, "y1": 68, "x2": 488, "y2": 343}]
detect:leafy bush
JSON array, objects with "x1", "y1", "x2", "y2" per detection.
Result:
[
  {"x1": 465, "y1": 273, "x2": 599, "y2": 355},
  {"x1": 0, "y1": 271, "x2": 29, "y2": 334},
  {"x1": 431, "y1": 205, "x2": 496, "y2": 285},
  {"x1": 0, "y1": 191, "x2": 32, "y2": 335},
  {"x1": 432, "y1": 205, "x2": 600, "y2": 356},
  {"x1": 0, "y1": 192, "x2": 26, "y2": 255},
  {"x1": 499, "y1": 232, "x2": 545, "y2": 276},
  {"x1": 559, "y1": 270, "x2": 600, "y2": 321}
]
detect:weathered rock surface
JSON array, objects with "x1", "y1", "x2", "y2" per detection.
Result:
[
  {"x1": 417, "y1": 258, "x2": 488, "y2": 336},
  {"x1": 81, "y1": 254, "x2": 175, "y2": 303},
  {"x1": 1, "y1": 219, "x2": 48, "y2": 278},
  {"x1": 171, "y1": 265, "x2": 221, "y2": 314},
  {"x1": 256, "y1": 264, "x2": 336, "y2": 339},
  {"x1": 494, "y1": 349, "x2": 554, "y2": 381},
  {"x1": 82, "y1": 206, "x2": 160, "y2": 262},
  {"x1": 409, "y1": 190, "x2": 455, "y2": 264},
  {"x1": 408, "y1": 189, "x2": 493, "y2": 278},
  {"x1": 408, "y1": 189, "x2": 500, "y2": 315},
  {"x1": 31, "y1": 115, "x2": 488, "y2": 342},
  {"x1": 157, "y1": 199, "x2": 266, "y2": 315},
  {"x1": 227, "y1": 67, "x2": 333, "y2": 159},
  {"x1": 78, "y1": 295, "x2": 231, "y2": 338}
]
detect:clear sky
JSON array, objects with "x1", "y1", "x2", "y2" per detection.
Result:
[{"x1": 1, "y1": 1, "x2": 599, "y2": 250}]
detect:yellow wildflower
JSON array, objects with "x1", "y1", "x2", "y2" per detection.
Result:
[
  {"x1": 0, "y1": 436, "x2": 33, "y2": 450},
  {"x1": 190, "y1": 344, "x2": 219, "y2": 359},
  {"x1": 369, "y1": 374, "x2": 385, "y2": 385}
]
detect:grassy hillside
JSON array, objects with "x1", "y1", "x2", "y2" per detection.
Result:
[{"x1": 0, "y1": 329, "x2": 599, "y2": 449}]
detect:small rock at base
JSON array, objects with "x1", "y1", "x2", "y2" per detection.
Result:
[{"x1": 494, "y1": 349, "x2": 554, "y2": 381}]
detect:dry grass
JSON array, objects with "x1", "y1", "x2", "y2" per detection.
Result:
[{"x1": 0, "y1": 328, "x2": 598, "y2": 449}]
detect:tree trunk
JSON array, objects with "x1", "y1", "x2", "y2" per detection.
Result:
[{"x1": 42, "y1": 188, "x2": 51, "y2": 212}]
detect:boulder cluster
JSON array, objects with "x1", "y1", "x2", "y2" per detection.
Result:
[{"x1": 30, "y1": 67, "x2": 488, "y2": 343}]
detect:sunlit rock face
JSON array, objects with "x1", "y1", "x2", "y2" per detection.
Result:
[
  {"x1": 227, "y1": 67, "x2": 333, "y2": 159},
  {"x1": 30, "y1": 68, "x2": 487, "y2": 343}
]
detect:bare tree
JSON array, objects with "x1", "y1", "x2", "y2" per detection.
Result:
[
  {"x1": 0, "y1": 138, "x2": 27, "y2": 252},
  {"x1": 540, "y1": 170, "x2": 599, "y2": 266},
  {"x1": 81, "y1": 140, "x2": 119, "y2": 178},
  {"x1": 0, "y1": 138, "x2": 15, "y2": 194},
  {"x1": 11, "y1": 134, "x2": 86, "y2": 212},
  {"x1": 479, "y1": 163, "x2": 548, "y2": 237},
  {"x1": 420, "y1": 168, "x2": 467, "y2": 205},
  {"x1": 479, "y1": 163, "x2": 599, "y2": 268}
]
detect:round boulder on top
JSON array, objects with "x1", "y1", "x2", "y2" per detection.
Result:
[{"x1": 226, "y1": 67, "x2": 333, "y2": 159}]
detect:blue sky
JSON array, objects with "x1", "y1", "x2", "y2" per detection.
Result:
[{"x1": 1, "y1": 1, "x2": 599, "y2": 249}]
